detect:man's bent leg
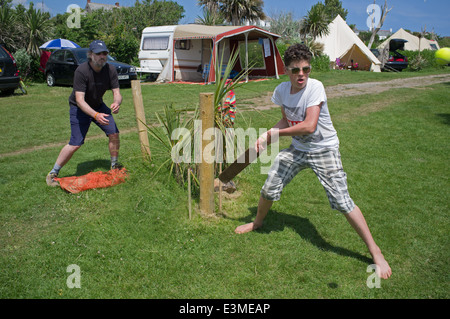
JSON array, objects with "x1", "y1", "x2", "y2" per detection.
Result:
[
  {"x1": 345, "y1": 205, "x2": 392, "y2": 279},
  {"x1": 108, "y1": 133, "x2": 120, "y2": 157},
  {"x1": 235, "y1": 195, "x2": 273, "y2": 234}
]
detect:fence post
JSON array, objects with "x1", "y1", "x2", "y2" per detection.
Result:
[
  {"x1": 199, "y1": 92, "x2": 215, "y2": 216},
  {"x1": 131, "y1": 80, "x2": 151, "y2": 161}
]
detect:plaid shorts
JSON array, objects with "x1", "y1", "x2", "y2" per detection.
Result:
[{"x1": 261, "y1": 146, "x2": 355, "y2": 214}]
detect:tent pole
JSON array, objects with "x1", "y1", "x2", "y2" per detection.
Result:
[
  {"x1": 270, "y1": 37, "x2": 279, "y2": 79},
  {"x1": 245, "y1": 32, "x2": 249, "y2": 83}
]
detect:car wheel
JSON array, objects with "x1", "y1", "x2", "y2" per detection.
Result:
[{"x1": 46, "y1": 73, "x2": 56, "y2": 87}]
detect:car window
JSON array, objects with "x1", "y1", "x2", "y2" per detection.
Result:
[
  {"x1": 0, "y1": 47, "x2": 9, "y2": 59},
  {"x1": 65, "y1": 51, "x2": 75, "y2": 62},
  {"x1": 73, "y1": 49, "x2": 117, "y2": 63},
  {"x1": 52, "y1": 50, "x2": 65, "y2": 62},
  {"x1": 74, "y1": 50, "x2": 88, "y2": 63}
]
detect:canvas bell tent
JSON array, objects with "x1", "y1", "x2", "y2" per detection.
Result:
[
  {"x1": 378, "y1": 28, "x2": 440, "y2": 52},
  {"x1": 137, "y1": 24, "x2": 284, "y2": 83},
  {"x1": 315, "y1": 15, "x2": 382, "y2": 72}
]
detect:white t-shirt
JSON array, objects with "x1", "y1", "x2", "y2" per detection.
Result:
[{"x1": 271, "y1": 78, "x2": 339, "y2": 152}]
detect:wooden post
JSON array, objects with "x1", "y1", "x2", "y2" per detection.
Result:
[
  {"x1": 219, "y1": 162, "x2": 222, "y2": 214},
  {"x1": 199, "y1": 92, "x2": 215, "y2": 216},
  {"x1": 188, "y1": 167, "x2": 192, "y2": 220},
  {"x1": 131, "y1": 80, "x2": 151, "y2": 161}
]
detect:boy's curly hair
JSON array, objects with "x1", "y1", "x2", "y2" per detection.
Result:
[{"x1": 283, "y1": 44, "x2": 312, "y2": 66}]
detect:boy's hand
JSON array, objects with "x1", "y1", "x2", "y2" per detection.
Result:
[{"x1": 255, "y1": 128, "x2": 279, "y2": 152}]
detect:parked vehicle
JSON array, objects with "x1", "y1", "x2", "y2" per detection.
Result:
[
  {"x1": 0, "y1": 44, "x2": 20, "y2": 95},
  {"x1": 137, "y1": 25, "x2": 177, "y2": 81},
  {"x1": 45, "y1": 48, "x2": 137, "y2": 87},
  {"x1": 371, "y1": 39, "x2": 408, "y2": 72}
]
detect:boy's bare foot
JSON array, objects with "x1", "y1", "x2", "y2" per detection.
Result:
[{"x1": 234, "y1": 222, "x2": 262, "y2": 234}]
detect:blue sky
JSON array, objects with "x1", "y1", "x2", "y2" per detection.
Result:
[{"x1": 13, "y1": 0, "x2": 450, "y2": 36}]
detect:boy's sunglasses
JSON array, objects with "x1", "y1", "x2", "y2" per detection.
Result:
[{"x1": 287, "y1": 66, "x2": 312, "y2": 74}]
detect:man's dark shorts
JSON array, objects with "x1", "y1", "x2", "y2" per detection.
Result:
[{"x1": 69, "y1": 103, "x2": 119, "y2": 146}]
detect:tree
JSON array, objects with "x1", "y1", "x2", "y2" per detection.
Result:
[
  {"x1": 367, "y1": 0, "x2": 392, "y2": 49},
  {"x1": 23, "y1": 2, "x2": 52, "y2": 57},
  {"x1": 323, "y1": 0, "x2": 348, "y2": 21},
  {"x1": 53, "y1": 0, "x2": 185, "y2": 63},
  {"x1": 195, "y1": 8, "x2": 226, "y2": 25},
  {"x1": 300, "y1": 2, "x2": 330, "y2": 41},
  {"x1": 197, "y1": 0, "x2": 221, "y2": 13},
  {"x1": 0, "y1": 1, "x2": 16, "y2": 49},
  {"x1": 220, "y1": 0, "x2": 266, "y2": 26},
  {"x1": 268, "y1": 11, "x2": 302, "y2": 42}
]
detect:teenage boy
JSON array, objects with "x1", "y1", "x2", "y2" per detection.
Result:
[{"x1": 234, "y1": 44, "x2": 391, "y2": 279}]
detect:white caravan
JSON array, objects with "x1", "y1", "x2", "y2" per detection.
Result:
[
  {"x1": 137, "y1": 25, "x2": 177, "y2": 81},
  {"x1": 137, "y1": 24, "x2": 284, "y2": 83}
]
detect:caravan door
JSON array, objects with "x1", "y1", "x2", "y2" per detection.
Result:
[{"x1": 138, "y1": 26, "x2": 176, "y2": 80}]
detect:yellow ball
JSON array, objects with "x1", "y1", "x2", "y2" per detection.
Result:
[{"x1": 435, "y1": 47, "x2": 450, "y2": 65}]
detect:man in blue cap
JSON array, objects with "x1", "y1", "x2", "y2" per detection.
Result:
[{"x1": 46, "y1": 40, "x2": 123, "y2": 186}]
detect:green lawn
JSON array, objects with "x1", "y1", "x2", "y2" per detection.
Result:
[{"x1": 0, "y1": 69, "x2": 449, "y2": 299}]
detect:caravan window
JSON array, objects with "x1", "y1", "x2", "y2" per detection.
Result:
[
  {"x1": 239, "y1": 40, "x2": 265, "y2": 69},
  {"x1": 175, "y1": 40, "x2": 190, "y2": 50},
  {"x1": 143, "y1": 36, "x2": 170, "y2": 50}
]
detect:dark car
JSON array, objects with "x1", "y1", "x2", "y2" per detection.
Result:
[
  {"x1": 45, "y1": 48, "x2": 137, "y2": 87},
  {"x1": 371, "y1": 39, "x2": 408, "y2": 72},
  {"x1": 0, "y1": 44, "x2": 20, "y2": 95}
]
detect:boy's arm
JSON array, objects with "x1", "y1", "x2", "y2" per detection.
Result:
[{"x1": 277, "y1": 103, "x2": 321, "y2": 137}]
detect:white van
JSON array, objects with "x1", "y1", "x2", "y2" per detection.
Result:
[{"x1": 137, "y1": 25, "x2": 177, "y2": 81}]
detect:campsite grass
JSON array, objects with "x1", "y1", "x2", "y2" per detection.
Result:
[{"x1": 0, "y1": 69, "x2": 449, "y2": 299}]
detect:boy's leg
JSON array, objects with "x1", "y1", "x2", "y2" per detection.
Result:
[
  {"x1": 345, "y1": 206, "x2": 392, "y2": 279},
  {"x1": 235, "y1": 146, "x2": 305, "y2": 234},
  {"x1": 311, "y1": 149, "x2": 391, "y2": 279},
  {"x1": 235, "y1": 196, "x2": 273, "y2": 234}
]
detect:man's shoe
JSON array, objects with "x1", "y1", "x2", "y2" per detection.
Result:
[
  {"x1": 46, "y1": 172, "x2": 59, "y2": 187},
  {"x1": 111, "y1": 162, "x2": 124, "y2": 170}
]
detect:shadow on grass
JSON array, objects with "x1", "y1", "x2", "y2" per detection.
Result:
[
  {"x1": 237, "y1": 207, "x2": 372, "y2": 265},
  {"x1": 75, "y1": 159, "x2": 111, "y2": 176},
  {"x1": 436, "y1": 113, "x2": 450, "y2": 125}
]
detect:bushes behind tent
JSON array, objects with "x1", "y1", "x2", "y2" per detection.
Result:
[{"x1": 400, "y1": 49, "x2": 446, "y2": 71}]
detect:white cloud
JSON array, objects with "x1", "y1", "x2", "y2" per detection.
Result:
[{"x1": 11, "y1": 0, "x2": 52, "y2": 13}]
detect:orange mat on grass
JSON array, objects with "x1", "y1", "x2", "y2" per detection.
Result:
[{"x1": 54, "y1": 168, "x2": 128, "y2": 194}]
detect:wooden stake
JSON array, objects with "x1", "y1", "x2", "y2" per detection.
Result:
[
  {"x1": 199, "y1": 92, "x2": 215, "y2": 216},
  {"x1": 188, "y1": 168, "x2": 192, "y2": 220},
  {"x1": 219, "y1": 162, "x2": 222, "y2": 213},
  {"x1": 131, "y1": 80, "x2": 151, "y2": 161}
]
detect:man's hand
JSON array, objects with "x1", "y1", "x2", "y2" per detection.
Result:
[
  {"x1": 95, "y1": 112, "x2": 110, "y2": 125},
  {"x1": 111, "y1": 103, "x2": 120, "y2": 114}
]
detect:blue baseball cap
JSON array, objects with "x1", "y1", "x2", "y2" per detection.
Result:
[{"x1": 89, "y1": 40, "x2": 109, "y2": 54}]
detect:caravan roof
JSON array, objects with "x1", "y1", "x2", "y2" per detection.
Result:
[{"x1": 142, "y1": 25, "x2": 177, "y2": 33}]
